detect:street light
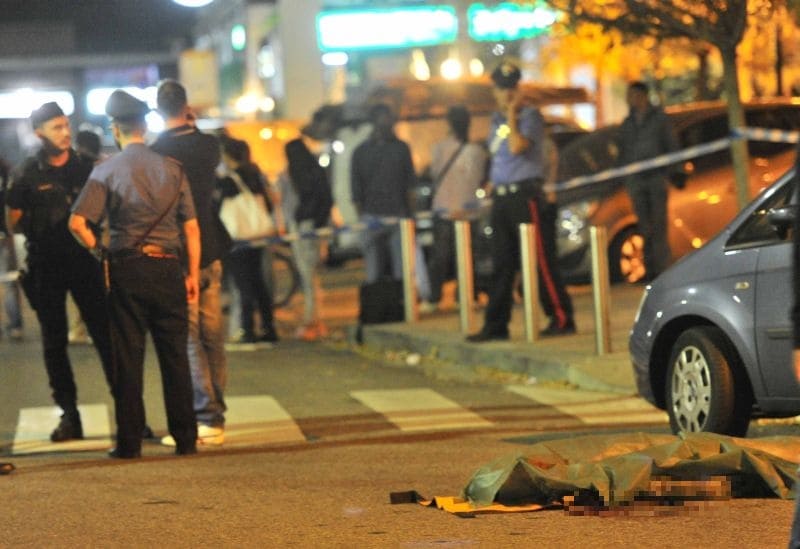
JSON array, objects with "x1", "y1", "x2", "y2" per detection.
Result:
[{"x1": 172, "y1": 0, "x2": 214, "y2": 7}]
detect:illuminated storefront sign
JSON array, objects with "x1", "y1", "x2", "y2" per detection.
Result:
[
  {"x1": 316, "y1": 6, "x2": 458, "y2": 51},
  {"x1": 0, "y1": 89, "x2": 74, "y2": 119},
  {"x1": 468, "y1": 2, "x2": 557, "y2": 42}
]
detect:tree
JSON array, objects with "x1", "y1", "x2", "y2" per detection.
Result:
[{"x1": 546, "y1": 0, "x2": 752, "y2": 210}]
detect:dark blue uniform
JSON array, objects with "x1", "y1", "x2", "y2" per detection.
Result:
[
  {"x1": 6, "y1": 149, "x2": 113, "y2": 434},
  {"x1": 72, "y1": 143, "x2": 197, "y2": 455}
]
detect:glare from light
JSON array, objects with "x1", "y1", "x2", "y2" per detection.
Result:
[
  {"x1": 259, "y1": 127, "x2": 274, "y2": 140},
  {"x1": 331, "y1": 140, "x2": 345, "y2": 154},
  {"x1": 86, "y1": 86, "x2": 157, "y2": 116},
  {"x1": 691, "y1": 237, "x2": 703, "y2": 248},
  {"x1": 492, "y1": 43, "x2": 505, "y2": 56},
  {"x1": 260, "y1": 96, "x2": 276, "y2": 113},
  {"x1": 172, "y1": 0, "x2": 214, "y2": 6},
  {"x1": 319, "y1": 153, "x2": 331, "y2": 168},
  {"x1": 410, "y1": 49, "x2": 431, "y2": 81},
  {"x1": 231, "y1": 24, "x2": 246, "y2": 52},
  {"x1": 469, "y1": 58, "x2": 484, "y2": 77},
  {"x1": 0, "y1": 88, "x2": 75, "y2": 119},
  {"x1": 146, "y1": 111, "x2": 165, "y2": 133},
  {"x1": 440, "y1": 58, "x2": 463, "y2": 80},
  {"x1": 321, "y1": 52, "x2": 349, "y2": 66},
  {"x1": 235, "y1": 94, "x2": 260, "y2": 114}
]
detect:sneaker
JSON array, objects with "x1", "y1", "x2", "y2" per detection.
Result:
[
  {"x1": 51, "y1": 413, "x2": 84, "y2": 442},
  {"x1": 197, "y1": 424, "x2": 224, "y2": 446},
  {"x1": 465, "y1": 329, "x2": 509, "y2": 343},
  {"x1": 259, "y1": 328, "x2": 279, "y2": 343},
  {"x1": 419, "y1": 301, "x2": 438, "y2": 314}
]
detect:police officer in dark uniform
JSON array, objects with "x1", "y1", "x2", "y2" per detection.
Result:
[
  {"x1": 467, "y1": 62, "x2": 575, "y2": 342},
  {"x1": 69, "y1": 90, "x2": 199, "y2": 458},
  {"x1": 5, "y1": 102, "x2": 113, "y2": 442}
]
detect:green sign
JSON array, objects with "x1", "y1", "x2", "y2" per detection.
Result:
[
  {"x1": 468, "y1": 2, "x2": 557, "y2": 42},
  {"x1": 316, "y1": 6, "x2": 458, "y2": 51}
]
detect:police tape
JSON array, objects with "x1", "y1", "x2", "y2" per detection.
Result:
[{"x1": 731, "y1": 126, "x2": 800, "y2": 144}]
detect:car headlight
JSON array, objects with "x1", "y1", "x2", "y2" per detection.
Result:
[{"x1": 557, "y1": 200, "x2": 598, "y2": 242}]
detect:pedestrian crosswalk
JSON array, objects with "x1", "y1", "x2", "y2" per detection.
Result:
[{"x1": 6, "y1": 386, "x2": 668, "y2": 456}]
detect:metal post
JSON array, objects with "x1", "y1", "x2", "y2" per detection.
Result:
[
  {"x1": 519, "y1": 223, "x2": 539, "y2": 343},
  {"x1": 454, "y1": 220, "x2": 475, "y2": 334},
  {"x1": 399, "y1": 218, "x2": 418, "y2": 323},
  {"x1": 590, "y1": 226, "x2": 612, "y2": 355}
]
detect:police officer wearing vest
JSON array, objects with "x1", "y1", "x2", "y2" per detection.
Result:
[
  {"x1": 69, "y1": 90, "x2": 199, "y2": 458},
  {"x1": 467, "y1": 62, "x2": 575, "y2": 342},
  {"x1": 5, "y1": 102, "x2": 114, "y2": 442}
]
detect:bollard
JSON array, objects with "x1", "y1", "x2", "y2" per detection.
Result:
[
  {"x1": 519, "y1": 223, "x2": 540, "y2": 343},
  {"x1": 590, "y1": 226, "x2": 612, "y2": 355},
  {"x1": 454, "y1": 220, "x2": 475, "y2": 334},
  {"x1": 399, "y1": 218, "x2": 418, "y2": 323}
]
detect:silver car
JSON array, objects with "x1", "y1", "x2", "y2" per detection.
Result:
[{"x1": 629, "y1": 167, "x2": 800, "y2": 436}]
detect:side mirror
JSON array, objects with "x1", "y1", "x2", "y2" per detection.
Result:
[{"x1": 767, "y1": 205, "x2": 796, "y2": 240}]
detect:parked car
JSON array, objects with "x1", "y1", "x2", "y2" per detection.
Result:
[
  {"x1": 629, "y1": 167, "x2": 800, "y2": 436},
  {"x1": 555, "y1": 99, "x2": 800, "y2": 283}
]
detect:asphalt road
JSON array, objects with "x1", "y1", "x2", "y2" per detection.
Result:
[{"x1": 1, "y1": 332, "x2": 798, "y2": 547}]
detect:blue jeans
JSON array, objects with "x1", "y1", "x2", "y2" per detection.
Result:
[
  {"x1": 0, "y1": 235, "x2": 22, "y2": 332},
  {"x1": 360, "y1": 215, "x2": 431, "y2": 301},
  {"x1": 187, "y1": 260, "x2": 227, "y2": 427},
  {"x1": 290, "y1": 219, "x2": 321, "y2": 325}
]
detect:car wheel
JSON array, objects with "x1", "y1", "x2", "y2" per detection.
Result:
[
  {"x1": 608, "y1": 227, "x2": 646, "y2": 284},
  {"x1": 665, "y1": 326, "x2": 751, "y2": 436}
]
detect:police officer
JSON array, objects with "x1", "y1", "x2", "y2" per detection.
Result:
[
  {"x1": 69, "y1": 90, "x2": 199, "y2": 458},
  {"x1": 467, "y1": 62, "x2": 575, "y2": 342},
  {"x1": 5, "y1": 102, "x2": 114, "y2": 441}
]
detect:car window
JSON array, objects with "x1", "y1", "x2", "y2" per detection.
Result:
[{"x1": 726, "y1": 178, "x2": 795, "y2": 249}]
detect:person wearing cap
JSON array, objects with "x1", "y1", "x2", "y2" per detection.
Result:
[
  {"x1": 467, "y1": 61, "x2": 575, "y2": 342},
  {"x1": 151, "y1": 79, "x2": 231, "y2": 447},
  {"x1": 5, "y1": 101, "x2": 115, "y2": 442},
  {"x1": 69, "y1": 90, "x2": 200, "y2": 458}
]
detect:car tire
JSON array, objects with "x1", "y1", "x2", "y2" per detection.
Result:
[
  {"x1": 608, "y1": 227, "x2": 646, "y2": 284},
  {"x1": 665, "y1": 326, "x2": 751, "y2": 437}
]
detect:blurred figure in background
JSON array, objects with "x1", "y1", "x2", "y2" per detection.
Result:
[
  {"x1": 0, "y1": 155, "x2": 23, "y2": 340},
  {"x1": 218, "y1": 136, "x2": 279, "y2": 345},
  {"x1": 421, "y1": 105, "x2": 487, "y2": 312},
  {"x1": 278, "y1": 128, "x2": 333, "y2": 341}
]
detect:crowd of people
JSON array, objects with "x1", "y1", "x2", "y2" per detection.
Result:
[{"x1": 0, "y1": 61, "x2": 691, "y2": 458}]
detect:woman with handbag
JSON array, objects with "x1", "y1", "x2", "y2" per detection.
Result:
[{"x1": 217, "y1": 137, "x2": 279, "y2": 345}]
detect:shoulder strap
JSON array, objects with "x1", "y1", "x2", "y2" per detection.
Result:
[
  {"x1": 434, "y1": 142, "x2": 465, "y2": 187},
  {"x1": 131, "y1": 177, "x2": 183, "y2": 250}
]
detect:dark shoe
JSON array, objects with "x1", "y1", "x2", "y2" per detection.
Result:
[
  {"x1": 466, "y1": 329, "x2": 509, "y2": 343},
  {"x1": 260, "y1": 328, "x2": 279, "y2": 343},
  {"x1": 50, "y1": 413, "x2": 84, "y2": 442},
  {"x1": 539, "y1": 318, "x2": 576, "y2": 337},
  {"x1": 108, "y1": 447, "x2": 141, "y2": 459},
  {"x1": 175, "y1": 444, "x2": 197, "y2": 456},
  {"x1": 142, "y1": 425, "x2": 156, "y2": 439}
]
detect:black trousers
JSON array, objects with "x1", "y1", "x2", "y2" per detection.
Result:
[
  {"x1": 29, "y1": 250, "x2": 113, "y2": 412},
  {"x1": 108, "y1": 255, "x2": 196, "y2": 452},
  {"x1": 427, "y1": 216, "x2": 457, "y2": 303},
  {"x1": 227, "y1": 246, "x2": 274, "y2": 337},
  {"x1": 483, "y1": 183, "x2": 573, "y2": 334}
]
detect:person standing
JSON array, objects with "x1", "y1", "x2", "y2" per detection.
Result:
[
  {"x1": 5, "y1": 102, "x2": 115, "y2": 441},
  {"x1": 69, "y1": 90, "x2": 199, "y2": 458},
  {"x1": 423, "y1": 105, "x2": 487, "y2": 310},
  {"x1": 351, "y1": 102, "x2": 431, "y2": 300},
  {"x1": 618, "y1": 81, "x2": 685, "y2": 281},
  {"x1": 0, "y1": 155, "x2": 23, "y2": 341},
  {"x1": 279, "y1": 131, "x2": 332, "y2": 340},
  {"x1": 218, "y1": 136, "x2": 279, "y2": 345},
  {"x1": 152, "y1": 79, "x2": 231, "y2": 446},
  {"x1": 467, "y1": 61, "x2": 575, "y2": 342}
]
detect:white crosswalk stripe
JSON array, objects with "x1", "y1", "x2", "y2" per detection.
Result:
[
  {"x1": 350, "y1": 388, "x2": 493, "y2": 432},
  {"x1": 12, "y1": 403, "x2": 112, "y2": 455},
  {"x1": 505, "y1": 385, "x2": 669, "y2": 425},
  {"x1": 223, "y1": 395, "x2": 306, "y2": 446}
]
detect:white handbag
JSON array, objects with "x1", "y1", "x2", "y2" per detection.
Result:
[{"x1": 219, "y1": 171, "x2": 276, "y2": 241}]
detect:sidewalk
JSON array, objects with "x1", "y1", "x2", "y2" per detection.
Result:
[{"x1": 348, "y1": 283, "x2": 647, "y2": 395}]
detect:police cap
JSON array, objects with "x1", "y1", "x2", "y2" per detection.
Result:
[
  {"x1": 30, "y1": 101, "x2": 66, "y2": 129},
  {"x1": 105, "y1": 90, "x2": 149, "y2": 122},
  {"x1": 490, "y1": 61, "x2": 521, "y2": 90}
]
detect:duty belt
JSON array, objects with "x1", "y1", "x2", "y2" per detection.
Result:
[
  {"x1": 494, "y1": 178, "x2": 542, "y2": 197},
  {"x1": 112, "y1": 244, "x2": 179, "y2": 260}
]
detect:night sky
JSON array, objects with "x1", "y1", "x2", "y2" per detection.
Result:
[{"x1": 0, "y1": 0, "x2": 199, "y2": 54}]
